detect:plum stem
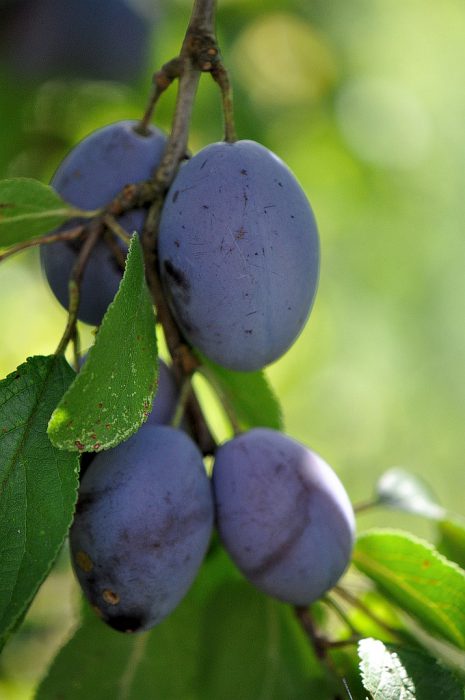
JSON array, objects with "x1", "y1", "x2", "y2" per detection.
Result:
[
  {"x1": 0, "y1": 223, "x2": 84, "y2": 263},
  {"x1": 333, "y1": 585, "x2": 404, "y2": 641},
  {"x1": 323, "y1": 594, "x2": 361, "y2": 637},
  {"x1": 171, "y1": 377, "x2": 193, "y2": 429},
  {"x1": 55, "y1": 219, "x2": 104, "y2": 356},
  {"x1": 352, "y1": 497, "x2": 381, "y2": 514},
  {"x1": 294, "y1": 606, "x2": 358, "y2": 698}
]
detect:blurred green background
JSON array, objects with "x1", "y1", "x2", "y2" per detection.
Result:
[{"x1": 0, "y1": 0, "x2": 464, "y2": 696}]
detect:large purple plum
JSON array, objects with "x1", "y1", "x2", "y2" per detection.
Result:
[
  {"x1": 41, "y1": 120, "x2": 166, "y2": 326},
  {"x1": 212, "y1": 429, "x2": 355, "y2": 605},
  {"x1": 70, "y1": 425, "x2": 213, "y2": 633},
  {"x1": 158, "y1": 140, "x2": 320, "y2": 371}
]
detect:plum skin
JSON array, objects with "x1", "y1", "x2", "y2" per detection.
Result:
[
  {"x1": 212, "y1": 429, "x2": 355, "y2": 605},
  {"x1": 147, "y1": 359, "x2": 179, "y2": 427},
  {"x1": 70, "y1": 425, "x2": 213, "y2": 633},
  {"x1": 41, "y1": 120, "x2": 167, "y2": 326},
  {"x1": 158, "y1": 140, "x2": 320, "y2": 371}
]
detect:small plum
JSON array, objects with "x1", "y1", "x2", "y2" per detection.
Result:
[{"x1": 41, "y1": 120, "x2": 167, "y2": 326}]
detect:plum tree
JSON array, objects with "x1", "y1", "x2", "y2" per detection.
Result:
[
  {"x1": 212, "y1": 428, "x2": 355, "y2": 605},
  {"x1": 158, "y1": 140, "x2": 320, "y2": 371},
  {"x1": 70, "y1": 425, "x2": 214, "y2": 633},
  {"x1": 0, "y1": 0, "x2": 156, "y2": 82},
  {"x1": 41, "y1": 120, "x2": 167, "y2": 326}
]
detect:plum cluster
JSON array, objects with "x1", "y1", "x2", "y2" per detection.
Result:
[{"x1": 43, "y1": 120, "x2": 354, "y2": 633}]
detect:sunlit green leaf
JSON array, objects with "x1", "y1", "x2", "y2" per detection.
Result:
[
  {"x1": 0, "y1": 355, "x2": 79, "y2": 648},
  {"x1": 353, "y1": 530, "x2": 465, "y2": 649},
  {"x1": 358, "y1": 638, "x2": 464, "y2": 699},
  {"x1": 48, "y1": 235, "x2": 157, "y2": 452},
  {"x1": 0, "y1": 178, "x2": 93, "y2": 247}
]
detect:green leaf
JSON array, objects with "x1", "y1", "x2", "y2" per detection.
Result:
[
  {"x1": 0, "y1": 356, "x2": 79, "y2": 648},
  {"x1": 37, "y1": 549, "x2": 333, "y2": 700},
  {"x1": 358, "y1": 638, "x2": 464, "y2": 699},
  {"x1": 438, "y1": 516, "x2": 465, "y2": 570},
  {"x1": 197, "y1": 580, "x2": 332, "y2": 699},
  {"x1": 353, "y1": 530, "x2": 465, "y2": 649},
  {"x1": 48, "y1": 235, "x2": 157, "y2": 452},
  {"x1": 36, "y1": 549, "x2": 233, "y2": 700},
  {"x1": 375, "y1": 468, "x2": 445, "y2": 519},
  {"x1": 0, "y1": 178, "x2": 92, "y2": 247},
  {"x1": 198, "y1": 355, "x2": 283, "y2": 431}
]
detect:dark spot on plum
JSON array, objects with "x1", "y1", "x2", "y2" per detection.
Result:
[
  {"x1": 245, "y1": 329, "x2": 253, "y2": 334},
  {"x1": 240, "y1": 169, "x2": 247, "y2": 175},
  {"x1": 202, "y1": 204, "x2": 209, "y2": 209},
  {"x1": 75, "y1": 550, "x2": 93, "y2": 572},
  {"x1": 200, "y1": 159, "x2": 208, "y2": 169},
  {"x1": 235, "y1": 226, "x2": 246, "y2": 240},
  {"x1": 172, "y1": 190, "x2": 179, "y2": 203},
  {"x1": 174, "y1": 240, "x2": 180, "y2": 248},
  {"x1": 106, "y1": 613, "x2": 145, "y2": 633},
  {"x1": 164, "y1": 260, "x2": 190, "y2": 292},
  {"x1": 290, "y1": 214, "x2": 295, "y2": 219}
]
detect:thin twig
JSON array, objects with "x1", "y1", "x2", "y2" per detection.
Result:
[
  {"x1": 171, "y1": 377, "x2": 193, "y2": 428},
  {"x1": 333, "y1": 585, "x2": 403, "y2": 641},
  {"x1": 138, "y1": 57, "x2": 182, "y2": 134},
  {"x1": 211, "y1": 64, "x2": 237, "y2": 142},
  {"x1": 55, "y1": 220, "x2": 104, "y2": 355},
  {"x1": 353, "y1": 498, "x2": 380, "y2": 514},
  {"x1": 323, "y1": 594, "x2": 361, "y2": 637},
  {"x1": 103, "y1": 214, "x2": 131, "y2": 246},
  {"x1": 294, "y1": 606, "x2": 327, "y2": 659},
  {"x1": 0, "y1": 224, "x2": 84, "y2": 263}
]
